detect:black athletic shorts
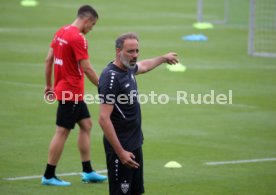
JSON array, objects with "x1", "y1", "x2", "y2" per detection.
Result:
[
  {"x1": 56, "y1": 100, "x2": 90, "y2": 130},
  {"x1": 106, "y1": 147, "x2": 144, "y2": 195}
]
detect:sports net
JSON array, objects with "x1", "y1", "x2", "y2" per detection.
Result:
[
  {"x1": 197, "y1": 0, "x2": 229, "y2": 24},
  {"x1": 248, "y1": 0, "x2": 276, "y2": 57}
]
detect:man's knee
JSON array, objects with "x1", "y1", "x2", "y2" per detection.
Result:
[
  {"x1": 56, "y1": 126, "x2": 70, "y2": 137},
  {"x1": 79, "y1": 118, "x2": 92, "y2": 132}
]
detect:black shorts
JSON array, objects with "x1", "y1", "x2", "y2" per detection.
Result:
[
  {"x1": 106, "y1": 147, "x2": 144, "y2": 195},
  {"x1": 56, "y1": 100, "x2": 90, "y2": 130}
]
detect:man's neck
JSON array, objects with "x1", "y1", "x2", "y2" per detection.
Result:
[
  {"x1": 113, "y1": 59, "x2": 127, "y2": 71},
  {"x1": 71, "y1": 19, "x2": 82, "y2": 32}
]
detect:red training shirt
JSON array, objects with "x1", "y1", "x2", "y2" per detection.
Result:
[{"x1": 51, "y1": 25, "x2": 89, "y2": 101}]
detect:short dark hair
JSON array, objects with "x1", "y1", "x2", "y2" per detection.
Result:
[
  {"x1": 115, "y1": 32, "x2": 139, "y2": 49},
  {"x1": 77, "y1": 5, "x2": 98, "y2": 19}
]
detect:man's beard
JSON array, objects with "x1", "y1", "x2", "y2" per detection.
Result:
[{"x1": 120, "y1": 53, "x2": 137, "y2": 69}]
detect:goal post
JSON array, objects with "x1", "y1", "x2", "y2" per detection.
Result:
[
  {"x1": 248, "y1": 0, "x2": 276, "y2": 57},
  {"x1": 197, "y1": 0, "x2": 229, "y2": 24}
]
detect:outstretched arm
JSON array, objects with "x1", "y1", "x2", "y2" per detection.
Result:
[{"x1": 136, "y1": 52, "x2": 178, "y2": 74}]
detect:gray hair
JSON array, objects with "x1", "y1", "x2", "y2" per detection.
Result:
[{"x1": 115, "y1": 32, "x2": 139, "y2": 49}]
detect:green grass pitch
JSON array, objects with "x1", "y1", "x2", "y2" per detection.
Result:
[{"x1": 0, "y1": 0, "x2": 276, "y2": 194}]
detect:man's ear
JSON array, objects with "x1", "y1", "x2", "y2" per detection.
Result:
[
  {"x1": 116, "y1": 48, "x2": 121, "y2": 56},
  {"x1": 84, "y1": 17, "x2": 90, "y2": 24}
]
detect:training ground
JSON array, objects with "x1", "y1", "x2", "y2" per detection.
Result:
[{"x1": 0, "y1": 0, "x2": 276, "y2": 194}]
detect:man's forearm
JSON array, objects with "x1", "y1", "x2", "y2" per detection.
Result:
[
  {"x1": 137, "y1": 52, "x2": 178, "y2": 74},
  {"x1": 138, "y1": 56, "x2": 167, "y2": 73},
  {"x1": 45, "y1": 49, "x2": 54, "y2": 88},
  {"x1": 80, "y1": 59, "x2": 99, "y2": 87},
  {"x1": 99, "y1": 117, "x2": 124, "y2": 156},
  {"x1": 45, "y1": 64, "x2": 53, "y2": 87},
  {"x1": 84, "y1": 67, "x2": 99, "y2": 87}
]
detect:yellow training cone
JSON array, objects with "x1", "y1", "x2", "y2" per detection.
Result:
[
  {"x1": 166, "y1": 63, "x2": 186, "y2": 72},
  {"x1": 193, "y1": 22, "x2": 214, "y2": 29},
  {"x1": 21, "y1": 0, "x2": 39, "y2": 7},
  {"x1": 164, "y1": 161, "x2": 182, "y2": 168}
]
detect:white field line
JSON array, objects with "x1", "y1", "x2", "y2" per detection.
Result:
[
  {"x1": 0, "y1": 27, "x2": 57, "y2": 33},
  {"x1": 0, "y1": 80, "x2": 42, "y2": 88},
  {"x1": 5, "y1": 158, "x2": 274, "y2": 180},
  {"x1": 2, "y1": 169, "x2": 107, "y2": 181},
  {"x1": 222, "y1": 103, "x2": 256, "y2": 109},
  {"x1": 0, "y1": 62, "x2": 44, "y2": 67},
  {"x1": 0, "y1": 24, "x2": 251, "y2": 34},
  {"x1": 168, "y1": 96, "x2": 256, "y2": 108},
  {"x1": 0, "y1": 25, "x2": 193, "y2": 34},
  {"x1": 187, "y1": 65, "x2": 276, "y2": 70},
  {"x1": 205, "y1": 158, "x2": 276, "y2": 166}
]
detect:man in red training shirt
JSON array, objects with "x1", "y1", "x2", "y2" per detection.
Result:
[{"x1": 42, "y1": 5, "x2": 107, "y2": 186}]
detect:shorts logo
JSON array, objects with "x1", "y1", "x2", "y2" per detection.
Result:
[{"x1": 121, "y1": 180, "x2": 130, "y2": 194}]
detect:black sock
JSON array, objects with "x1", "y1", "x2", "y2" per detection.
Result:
[
  {"x1": 44, "y1": 164, "x2": 56, "y2": 179},
  {"x1": 82, "y1": 161, "x2": 93, "y2": 173}
]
